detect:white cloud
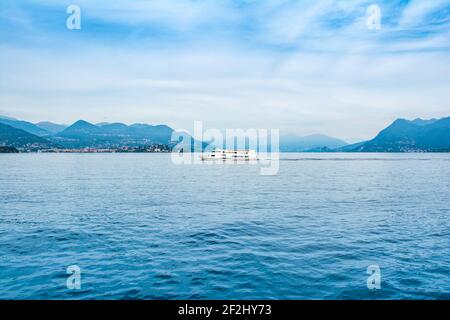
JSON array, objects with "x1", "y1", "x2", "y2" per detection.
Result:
[
  {"x1": 1, "y1": 0, "x2": 450, "y2": 141},
  {"x1": 399, "y1": 0, "x2": 450, "y2": 28},
  {"x1": 1, "y1": 40, "x2": 449, "y2": 140}
]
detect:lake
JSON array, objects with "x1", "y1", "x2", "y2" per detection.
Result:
[{"x1": 0, "y1": 153, "x2": 449, "y2": 299}]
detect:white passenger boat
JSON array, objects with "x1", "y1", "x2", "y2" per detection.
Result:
[{"x1": 201, "y1": 149, "x2": 258, "y2": 161}]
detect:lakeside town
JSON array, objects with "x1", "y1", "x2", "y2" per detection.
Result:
[
  {"x1": 0, "y1": 144, "x2": 172, "y2": 154},
  {"x1": 42, "y1": 144, "x2": 172, "y2": 153}
]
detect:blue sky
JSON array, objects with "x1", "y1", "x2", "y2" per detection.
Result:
[{"x1": 1, "y1": 0, "x2": 449, "y2": 140}]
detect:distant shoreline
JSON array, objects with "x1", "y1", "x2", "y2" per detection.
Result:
[
  {"x1": 2, "y1": 116, "x2": 450, "y2": 153},
  {"x1": 1, "y1": 150, "x2": 449, "y2": 154}
]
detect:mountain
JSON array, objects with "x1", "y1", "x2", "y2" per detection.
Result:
[
  {"x1": 0, "y1": 116, "x2": 50, "y2": 136},
  {"x1": 54, "y1": 120, "x2": 176, "y2": 148},
  {"x1": 410, "y1": 118, "x2": 438, "y2": 126},
  {"x1": 35, "y1": 121, "x2": 67, "y2": 134},
  {"x1": 0, "y1": 115, "x2": 205, "y2": 150},
  {"x1": 0, "y1": 123, "x2": 55, "y2": 150},
  {"x1": 335, "y1": 140, "x2": 367, "y2": 152},
  {"x1": 6, "y1": 114, "x2": 448, "y2": 152},
  {"x1": 280, "y1": 134, "x2": 348, "y2": 152},
  {"x1": 101, "y1": 123, "x2": 137, "y2": 135},
  {"x1": 54, "y1": 120, "x2": 114, "y2": 148},
  {"x1": 343, "y1": 117, "x2": 450, "y2": 152},
  {"x1": 57, "y1": 120, "x2": 104, "y2": 137},
  {"x1": 129, "y1": 124, "x2": 174, "y2": 143}
]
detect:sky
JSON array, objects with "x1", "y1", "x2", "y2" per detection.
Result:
[{"x1": 0, "y1": 0, "x2": 449, "y2": 141}]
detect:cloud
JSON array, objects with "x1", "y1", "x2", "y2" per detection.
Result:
[
  {"x1": 0, "y1": 0, "x2": 449, "y2": 140},
  {"x1": 398, "y1": 0, "x2": 450, "y2": 28}
]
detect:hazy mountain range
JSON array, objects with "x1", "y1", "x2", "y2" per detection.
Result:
[
  {"x1": 338, "y1": 117, "x2": 450, "y2": 152},
  {"x1": 280, "y1": 134, "x2": 348, "y2": 152},
  {"x1": 51, "y1": 120, "x2": 175, "y2": 148},
  {"x1": 0, "y1": 116, "x2": 178, "y2": 150},
  {"x1": 0, "y1": 123, "x2": 56, "y2": 150},
  {"x1": 35, "y1": 121, "x2": 68, "y2": 134},
  {"x1": 0, "y1": 116, "x2": 49, "y2": 137},
  {"x1": 1, "y1": 115, "x2": 449, "y2": 152}
]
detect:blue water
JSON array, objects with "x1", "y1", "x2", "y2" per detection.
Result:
[{"x1": 0, "y1": 153, "x2": 449, "y2": 300}]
